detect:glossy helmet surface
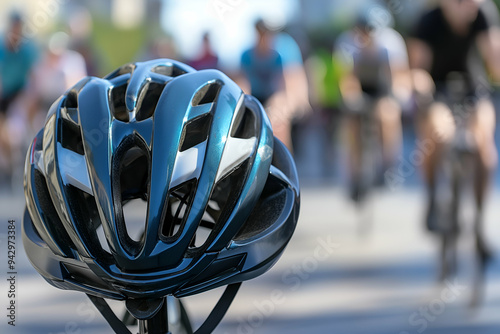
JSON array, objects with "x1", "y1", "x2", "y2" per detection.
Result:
[{"x1": 23, "y1": 59, "x2": 299, "y2": 301}]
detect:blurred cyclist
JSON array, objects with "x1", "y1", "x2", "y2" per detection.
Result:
[
  {"x1": 335, "y1": 6, "x2": 410, "y2": 201},
  {"x1": 0, "y1": 12, "x2": 38, "y2": 114},
  {"x1": 2, "y1": 32, "x2": 87, "y2": 192},
  {"x1": 409, "y1": 0, "x2": 500, "y2": 266},
  {"x1": 241, "y1": 19, "x2": 291, "y2": 147},
  {"x1": 67, "y1": 6, "x2": 101, "y2": 76},
  {"x1": 266, "y1": 26, "x2": 312, "y2": 151},
  {"x1": 189, "y1": 32, "x2": 218, "y2": 70},
  {"x1": 27, "y1": 32, "x2": 87, "y2": 117},
  {"x1": 241, "y1": 19, "x2": 284, "y2": 106},
  {"x1": 0, "y1": 12, "x2": 38, "y2": 187}
]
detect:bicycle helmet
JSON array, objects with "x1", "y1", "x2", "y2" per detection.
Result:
[{"x1": 23, "y1": 59, "x2": 299, "y2": 332}]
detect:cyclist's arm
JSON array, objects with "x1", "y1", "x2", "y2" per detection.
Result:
[
  {"x1": 391, "y1": 66, "x2": 412, "y2": 104},
  {"x1": 233, "y1": 73, "x2": 251, "y2": 95},
  {"x1": 333, "y1": 41, "x2": 362, "y2": 104},
  {"x1": 276, "y1": 53, "x2": 286, "y2": 93},
  {"x1": 408, "y1": 38, "x2": 432, "y2": 71},
  {"x1": 408, "y1": 8, "x2": 436, "y2": 72},
  {"x1": 407, "y1": 39, "x2": 436, "y2": 99},
  {"x1": 238, "y1": 51, "x2": 252, "y2": 95},
  {"x1": 339, "y1": 72, "x2": 362, "y2": 103},
  {"x1": 476, "y1": 27, "x2": 500, "y2": 82},
  {"x1": 276, "y1": 35, "x2": 310, "y2": 116},
  {"x1": 383, "y1": 30, "x2": 412, "y2": 103}
]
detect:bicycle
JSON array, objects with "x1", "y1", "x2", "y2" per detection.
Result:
[
  {"x1": 343, "y1": 94, "x2": 385, "y2": 234},
  {"x1": 430, "y1": 72, "x2": 493, "y2": 306}
]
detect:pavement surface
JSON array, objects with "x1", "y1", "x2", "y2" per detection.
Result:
[{"x1": 1, "y1": 185, "x2": 500, "y2": 334}]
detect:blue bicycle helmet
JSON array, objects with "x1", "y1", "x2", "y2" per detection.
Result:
[{"x1": 23, "y1": 59, "x2": 299, "y2": 332}]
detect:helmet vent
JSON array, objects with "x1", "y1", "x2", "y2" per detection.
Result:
[
  {"x1": 60, "y1": 118, "x2": 84, "y2": 155},
  {"x1": 210, "y1": 159, "x2": 250, "y2": 224},
  {"x1": 179, "y1": 114, "x2": 212, "y2": 152},
  {"x1": 33, "y1": 169, "x2": 77, "y2": 256},
  {"x1": 135, "y1": 82, "x2": 166, "y2": 121},
  {"x1": 112, "y1": 136, "x2": 151, "y2": 256},
  {"x1": 187, "y1": 159, "x2": 251, "y2": 255},
  {"x1": 62, "y1": 107, "x2": 79, "y2": 125},
  {"x1": 191, "y1": 82, "x2": 222, "y2": 106},
  {"x1": 188, "y1": 200, "x2": 218, "y2": 249},
  {"x1": 110, "y1": 84, "x2": 129, "y2": 122},
  {"x1": 64, "y1": 90, "x2": 78, "y2": 109},
  {"x1": 119, "y1": 146, "x2": 149, "y2": 200},
  {"x1": 230, "y1": 107, "x2": 257, "y2": 139},
  {"x1": 96, "y1": 224, "x2": 112, "y2": 254},
  {"x1": 104, "y1": 63, "x2": 136, "y2": 80},
  {"x1": 151, "y1": 64, "x2": 187, "y2": 77},
  {"x1": 190, "y1": 223, "x2": 211, "y2": 248},
  {"x1": 61, "y1": 92, "x2": 80, "y2": 125},
  {"x1": 160, "y1": 180, "x2": 196, "y2": 239},
  {"x1": 122, "y1": 198, "x2": 148, "y2": 242},
  {"x1": 65, "y1": 184, "x2": 114, "y2": 261}
]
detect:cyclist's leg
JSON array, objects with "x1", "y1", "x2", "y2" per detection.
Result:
[
  {"x1": 345, "y1": 112, "x2": 363, "y2": 200},
  {"x1": 373, "y1": 96, "x2": 402, "y2": 176},
  {"x1": 470, "y1": 98, "x2": 497, "y2": 262},
  {"x1": 413, "y1": 70, "x2": 446, "y2": 221},
  {"x1": 415, "y1": 101, "x2": 456, "y2": 279},
  {"x1": 471, "y1": 98, "x2": 497, "y2": 194},
  {"x1": 0, "y1": 93, "x2": 24, "y2": 180},
  {"x1": 0, "y1": 113, "x2": 13, "y2": 184},
  {"x1": 416, "y1": 101, "x2": 455, "y2": 229},
  {"x1": 271, "y1": 119, "x2": 293, "y2": 153},
  {"x1": 265, "y1": 91, "x2": 294, "y2": 152}
]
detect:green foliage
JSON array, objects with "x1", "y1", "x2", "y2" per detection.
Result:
[{"x1": 91, "y1": 19, "x2": 147, "y2": 75}]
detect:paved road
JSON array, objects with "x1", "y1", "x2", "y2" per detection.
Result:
[{"x1": 1, "y1": 185, "x2": 500, "y2": 334}]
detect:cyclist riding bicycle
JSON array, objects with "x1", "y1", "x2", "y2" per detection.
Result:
[
  {"x1": 336, "y1": 6, "x2": 411, "y2": 202},
  {"x1": 409, "y1": 0, "x2": 500, "y2": 276},
  {"x1": 240, "y1": 19, "x2": 284, "y2": 108},
  {"x1": 22, "y1": 59, "x2": 300, "y2": 333}
]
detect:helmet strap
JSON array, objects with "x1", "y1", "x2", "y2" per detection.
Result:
[
  {"x1": 87, "y1": 282, "x2": 242, "y2": 334},
  {"x1": 193, "y1": 282, "x2": 241, "y2": 334},
  {"x1": 87, "y1": 294, "x2": 132, "y2": 334}
]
